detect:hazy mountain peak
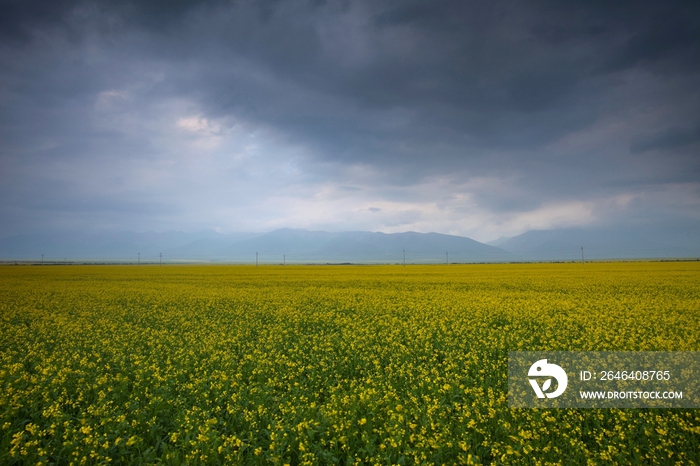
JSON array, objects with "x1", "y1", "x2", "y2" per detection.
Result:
[{"x1": 2, "y1": 227, "x2": 697, "y2": 262}]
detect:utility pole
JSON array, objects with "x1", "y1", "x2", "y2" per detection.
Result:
[
  {"x1": 446, "y1": 251, "x2": 448, "y2": 265},
  {"x1": 581, "y1": 247, "x2": 585, "y2": 265},
  {"x1": 138, "y1": 252, "x2": 140, "y2": 266},
  {"x1": 256, "y1": 252, "x2": 258, "y2": 267},
  {"x1": 403, "y1": 249, "x2": 405, "y2": 267},
  {"x1": 41, "y1": 254, "x2": 44, "y2": 265},
  {"x1": 283, "y1": 254, "x2": 286, "y2": 266},
  {"x1": 159, "y1": 252, "x2": 162, "y2": 266}
]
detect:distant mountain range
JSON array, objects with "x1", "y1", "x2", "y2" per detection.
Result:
[
  {"x1": 215, "y1": 229, "x2": 514, "y2": 263},
  {"x1": 489, "y1": 228, "x2": 700, "y2": 261},
  {"x1": 0, "y1": 227, "x2": 697, "y2": 263}
]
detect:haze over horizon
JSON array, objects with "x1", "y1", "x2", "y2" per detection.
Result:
[{"x1": 1, "y1": 0, "x2": 699, "y2": 243}]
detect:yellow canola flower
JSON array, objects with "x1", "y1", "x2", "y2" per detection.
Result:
[{"x1": 0, "y1": 262, "x2": 697, "y2": 464}]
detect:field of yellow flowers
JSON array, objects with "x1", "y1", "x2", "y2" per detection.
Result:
[{"x1": 1, "y1": 262, "x2": 699, "y2": 465}]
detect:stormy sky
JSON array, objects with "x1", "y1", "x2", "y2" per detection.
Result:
[{"x1": 1, "y1": 0, "x2": 699, "y2": 241}]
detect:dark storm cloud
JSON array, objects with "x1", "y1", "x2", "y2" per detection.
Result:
[
  {"x1": 7, "y1": 1, "x2": 698, "y2": 147},
  {"x1": 0, "y1": 0, "x2": 80, "y2": 42},
  {"x1": 1, "y1": 0, "x2": 699, "y2": 237},
  {"x1": 631, "y1": 126, "x2": 700, "y2": 154},
  {"x1": 145, "y1": 0, "x2": 698, "y2": 177}
]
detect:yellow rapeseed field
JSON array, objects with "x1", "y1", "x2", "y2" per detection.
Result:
[{"x1": 1, "y1": 262, "x2": 699, "y2": 464}]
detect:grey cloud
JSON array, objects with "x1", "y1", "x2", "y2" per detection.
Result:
[
  {"x1": 0, "y1": 0, "x2": 81, "y2": 42},
  {"x1": 164, "y1": 0, "x2": 695, "y2": 173},
  {"x1": 17, "y1": 1, "x2": 684, "y2": 157},
  {"x1": 631, "y1": 126, "x2": 700, "y2": 154},
  {"x1": 31, "y1": 196, "x2": 181, "y2": 215},
  {"x1": 469, "y1": 191, "x2": 543, "y2": 214},
  {"x1": 603, "y1": 15, "x2": 700, "y2": 74},
  {"x1": 1, "y1": 0, "x2": 699, "y2": 237}
]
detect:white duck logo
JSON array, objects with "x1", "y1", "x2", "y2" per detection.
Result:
[{"x1": 528, "y1": 359, "x2": 568, "y2": 399}]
